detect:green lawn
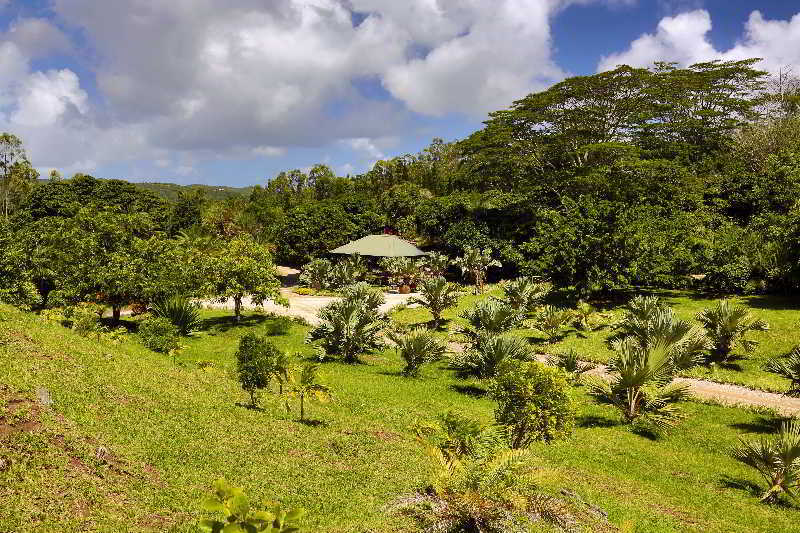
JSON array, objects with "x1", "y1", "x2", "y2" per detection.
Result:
[
  {"x1": 392, "y1": 288, "x2": 799, "y2": 393},
  {"x1": 2, "y1": 302, "x2": 800, "y2": 532}
]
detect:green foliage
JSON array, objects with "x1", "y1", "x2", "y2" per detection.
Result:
[
  {"x1": 328, "y1": 255, "x2": 367, "y2": 289},
  {"x1": 389, "y1": 328, "x2": 446, "y2": 377},
  {"x1": 265, "y1": 316, "x2": 293, "y2": 337},
  {"x1": 413, "y1": 411, "x2": 505, "y2": 464},
  {"x1": 150, "y1": 294, "x2": 200, "y2": 336},
  {"x1": 288, "y1": 363, "x2": 332, "y2": 421},
  {"x1": 453, "y1": 247, "x2": 501, "y2": 294},
  {"x1": 546, "y1": 349, "x2": 595, "y2": 383},
  {"x1": 696, "y1": 300, "x2": 769, "y2": 363},
  {"x1": 306, "y1": 286, "x2": 385, "y2": 363},
  {"x1": 765, "y1": 345, "x2": 800, "y2": 396},
  {"x1": 298, "y1": 258, "x2": 332, "y2": 291},
  {"x1": 235, "y1": 332, "x2": 284, "y2": 407},
  {"x1": 733, "y1": 420, "x2": 800, "y2": 503},
  {"x1": 422, "y1": 251, "x2": 452, "y2": 278},
  {"x1": 378, "y1": 256, "x2": 420, "y2": 288},
  {"x1": 573, "y1": 300, "x2": 601, "y2": 331},
  {"x1": 202, "y1": 235, "x2": 283, "y2": 321},
  {"x1": 138, "y1": 316, "x2": 179, "y2": 354},
  {"x1": 533, "y1": 305, "x2": 573, "y2": 342},
  {"x1": 199, "y1": 478, "x2": 305, "y2": 532},
  {"x1": 451, "y1": 333, "x2": 535, "y2": 379},
  {"x1": 459, "y1": 299, "x2": 521, "y2": 342},
  {"x1": 501, "y1": 277, "x2": 551, "y2": 314},
  {"x1": 610, "y1": 295, "x2": 709, "y2": 370},
  {"x1": 490, "y1": 360, "x2": 574, "y2": 447},
  {"x1": 585, "y1": 337, "x2": 692, "y2": 434},
  {"x1": 409, "y1": 276, "x2": 461, "y2": 326}
]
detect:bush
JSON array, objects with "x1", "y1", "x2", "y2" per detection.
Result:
[
  {"x1": 459, "y1": 299, "x2": 521, "y2": 343},
  {"x1": 150, "y1": 294, "x2": 201, "y2": 336},
  {"x1": 299, "y1": 258, "x2": 333, "y2": 290},
  {"x1": 65, "y1": 303, "x2": 106, "y2": 338},
  {"x1": 265, "y1": 316, "x2": 293, "y2": 336},
  {"x1": 451, "y1": 333, "x2": 535, "y2": 379},
  {"x1": 389, "y1": 328, "x2": 447, "y2": 377},
  {"x1": 138, "y1": 316, "x2": 179, "y2": 353},
  {"x1": 199, "y1": 478, "x2": 305, "y2": 532},
  {"x1": 235, "y1": 332, "x2": 283, "y2": 407},
  {"x1": 546, "y1": 349, "x2": 595, "y2": 383},
  {"x1": 490, "y1": 360, "x2": 574, "y2": 447},
  {"x1": 307, "y1": 298, "x2": 385, "y2": 363},
  {"x1": 732, "y1": 420, "x2": 800, "y2": 504}
]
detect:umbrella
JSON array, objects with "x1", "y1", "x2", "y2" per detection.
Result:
[{"x1": 330, "y1": 234, "x2": 428, "y2": 257}]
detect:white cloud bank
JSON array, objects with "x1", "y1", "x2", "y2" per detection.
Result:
[{"x1": 599, "y1": 9, "x2": 800, "y2": 74}]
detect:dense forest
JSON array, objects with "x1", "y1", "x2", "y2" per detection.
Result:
[{"x1": 2, "y1": 59, "x2": 800, "y2": 312}]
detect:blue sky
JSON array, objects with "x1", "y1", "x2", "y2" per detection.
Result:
[{"x1": 1, "y1": 0, "x2": 799, "y2": 186}]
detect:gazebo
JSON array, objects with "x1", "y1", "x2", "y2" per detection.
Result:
[{"x1": 330, "y1": 234, "x2": 427, "y2": 257}]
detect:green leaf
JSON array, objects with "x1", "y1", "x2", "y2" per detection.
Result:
[
  {"x1": 284, "y1": 508, "x2": 305, "y2": 522},
  {"x1": 198, "y1": 519, "x2": 221, "y2": 533},
  {"x1": 229, "y1": 494, "x2": 250, "y2": 519},
  {"x1": 201, "y1": 496, "x2": 226, "y2": 513},
  {"x1": 221, "y1": 523, "x2": 245, "y2": 533}
]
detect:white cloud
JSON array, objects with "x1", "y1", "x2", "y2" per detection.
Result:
[
  {"x1": 344, "y1": 137, "x2": 385, "y2": 160},
  {"x1": 599, "y1": 9, "x2": 800, "y2": 75},
  {"x1": 253, "y1": 146, "x2": 288, "y2": 157},
  {"x1": 12, "y1": 69, "x2": 88, "y2": 127}
]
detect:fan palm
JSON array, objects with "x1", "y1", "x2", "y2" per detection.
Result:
[
  {"x1": 453, "y1": 247, "x2": 501, "y2": 294},
  {"x1": 733, "y1": 420, "x2": 800, "y2": 503},
  {"x1": 573, "y1": 300, "x2": 598, "y2": 331},
  {"x1": 410, "y1": 276, "x2": 461, "y2": 327},
  {"x1": 611, "y1": 295, "x2": 708, "y2": 370},
  {"x1": 501, "y1": 277, "x2": 551, "y2": 314},
  {"x1": 299, "y1": 258, "x2": 332, "y2": 290},
  {"x1": 150, "y1": 294, "x2": 201, "y2": 336},
  {"x1": 341, "y1": 282, "x2": 385, "y2": 313},
  {"x1": 452, "y1": 333, "x2": 535, "y2": 379},
  {"x1": 307, "y1": 298, "x2": 385, "y2": 363},
  {"x1": 329, "y1": 254, "x2": 366, "y2": 288},
  {"x1": 459, "y1": 300, "x2": 521, "y2": 343},
  {"x1": 288, "y1": 363, "x2": 333, "y2": 421},
  {"x1": 547, "y1": 349, "x2": 595, "y2": 383},
  {"x1": 534, "y1": 305, "x2": 573, "y2": 342},
  {"x1": 389, "y1": 328, "x2": 447, "y2": 376},
  {"x1": 585, "y1": 337, "x2": 692, "y2": 433},
  {"x1": 696, "y1": 300, "x2": 769, "y2": 363},
  {"x1": 765, "y1": 346, "x2": 800, "y2": 396}
]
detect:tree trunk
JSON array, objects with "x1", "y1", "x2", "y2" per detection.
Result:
[
  {"x1": 300, "y1": 393, "x2": 305, "y2": 421},
  {"x1": 234, "y1": 295, "x2": 242, "y2": 322},
  {"x1": 112, "y1": 305, "x2": 121, "y2": 324}
]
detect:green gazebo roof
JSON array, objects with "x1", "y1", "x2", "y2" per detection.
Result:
[{"x1": 330, "y1": 234, "x2": 428, "y2": 257}]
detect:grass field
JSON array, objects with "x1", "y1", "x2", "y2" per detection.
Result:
[
  {"x1": 391, "y1": 288, "x2": 799, "y2": 393},
  {"x1": 2, "y1": 302, "x2": 800, "y2": 532}
]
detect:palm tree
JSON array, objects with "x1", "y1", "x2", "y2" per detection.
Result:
[
  {"x1": 410, "y1": 276, "x2": 461, "y2": 327},
  {"x1": 390, "y1": 328, "x2": 447, "y2": 376},
  {"x1": 765, "y1": 346, "x2": 800, "y2": 396},
  {"x1": 573, "y1": 300, "x2": 598, "y2": 331},
  {"x1": 534, "y1": 305, "x2": 573, "y2": 342},
  {"x1": 547, "y1": 349, "x2": 595, "y2": 383},
  {"x1": 271, "y1": 352, "x2": 292, "y2": 394},
  {"x1": 501, "y1": 277, "x2": 551, "y2": 314},
  {"x1": 585, "y1": 337, "x2": 692, "y2": 433},
  {"x1": 696, "y1": 300, "x2": 769, "y2": 363},
  {"x1": 459, "y1": 300, "x2": 521, "y2": 344},
  {"x1": 307, "y1": 298, "x2": 385, "y2": 363},
  {"x1": 453, "y1": 247, "x2": 501, "y2": 294},
  {"x1": 289, "y1": 363, "x2": 333, "y2": 421},
  {"x1": 611, "y1": 295, "x2": 709, "y2": 370},
  {"x1": 733, "y1": 420, "x2": 800, "y2": 503},
  {"x1": 452, "y1": 333, "x2": 535, "y2": 379}
]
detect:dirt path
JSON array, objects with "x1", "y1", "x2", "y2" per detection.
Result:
[
  {"x1": 448, "y1": 342, "x2": 800, "y2": 416},
  {"x1": 201, "y1": 289, "x2": 418, "y2": 325}
]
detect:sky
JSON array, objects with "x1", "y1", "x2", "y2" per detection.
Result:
[{"x1": 1, "y1": 0, "x2": 799, "y2": 186}]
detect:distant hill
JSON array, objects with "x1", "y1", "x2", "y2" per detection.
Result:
[{"x1": 133, "y1": 182, "x2": 254, "y2": 201}]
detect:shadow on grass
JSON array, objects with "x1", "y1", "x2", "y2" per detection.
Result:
[
  {"x1": 450, "y1": 383, "x2": 488, "y2": 397},
  {"x1": 234, "y1": 402, "x2": 265, "y2": 412},
  {"x1": 199, "y1": 314, "x2": 269, "y2": 333},
  {"x1": 297, "y1": 419, "x2": 328, "y2": 427},
  {"x1": 719, "y1": 475, "x2": 763, "y2": 498},
  {"x1": 730, "y1": 416, "x2": 785, "y2": 435},
  {"x1": 741, "y1": 295, "x2": 800, "y2": 311},
  {"x1": 576, "y1": 415, "x2": 619, "y2": 428}
]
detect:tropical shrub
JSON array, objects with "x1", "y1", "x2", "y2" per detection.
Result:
[
  {"x1": 490, "y1": 360, "x2": 574, "y2": 447},
  {"x1": 459, "y1": 299, "x2": 521, "y2": 344},
  {"x1": 289, "y1": 363, "x2": 332, "y2": 421},
  {"x1": 585, "y1": 337, "x2": 691, "y2": 434},
  {"x1": 235, "y1": 332, "x2": 282, "y2": 407},
  {"x1": 547, "y1": 349, "x2": 595, "y2": 383},
  {"x1": 265, "y1": 316, "x2": 293, "y2": 336},
  {"x1": 765, "y1": 346, "x2": 800, "y2": 396},
  {"x1": 150, "y1": 294, "x2": 200, "y2": 336},
  {"x1": 451, "y1": 334, "x2": 535, "y2": 379},
  {"x1": 733, "y1": 420, "x2": 800, "y2": 503},
  {"x1": 695, "y1": 299, "x2": 769, "y2": 363},
  {"x1": 453, "y1": 247, "x2": 501, "y2": 293},
  {"x1": 390, "y1": 328, "x2": 447, "y2": 377},
  {"x1": 299, "y1": 258, "x2": 333, "y2": 290},
  {"x1": 422, "y1": 251, "x2": 452, "y2": 278},
  {"x1": 379, "y1": 256, "x2": 420, "y2": 288},
  {"x1": 340, "y1": 282, "x2": 384, "y2": 313},
  {"x1": 307, "y1": 295, "x2": 385, "y2": 363},
  {"x1": 68, "y1": 303, "x2": 107, "y2": 338},
  {"x1": 413, "y1": 411, "x2": 505, "y2": 463},
  {"x1": 409, "y1": 276, "x2": 461, "y2": 327},
  {"x1": 610, "y1": 295, "x2": 708, "y2": 370},
  {"x1": 501, "y1": 277, "x2": 551, "y2": 314},
  {"x1": 329, "y1": 254, "x2": 366, "y2": 288},
  {"x1": 573, "y1": 300, "x2": 602, "y2": 331},
  {"x1": 138, "y1": 316, "x2": 179, "y2": 353},
  {"x1": 199, "y1": 478, "x2": 305, "y2": 532},
  {"x1": 533, "y1": 305, "x2": 573, "y2": 342}
]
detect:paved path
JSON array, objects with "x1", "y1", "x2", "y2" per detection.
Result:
[{"x1": 202, "y1": 288, "x2": 418, "y2": 325}]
